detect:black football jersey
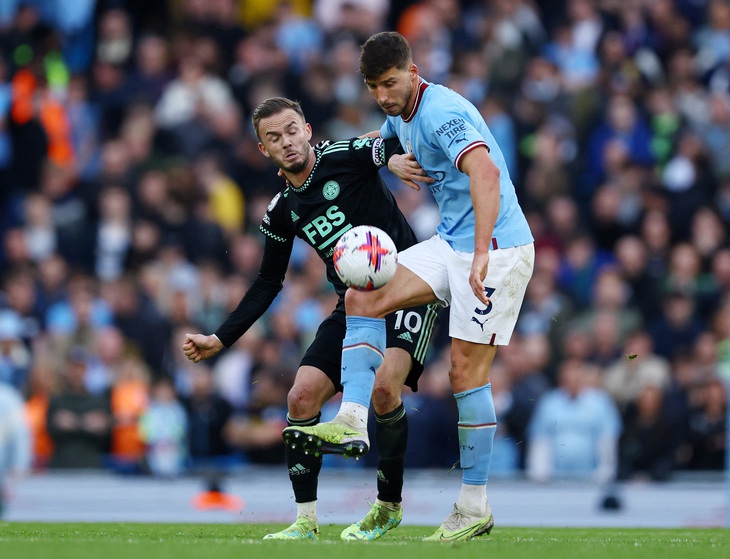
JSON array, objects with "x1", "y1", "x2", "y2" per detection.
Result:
[{"x1": 215, "y1": 137, "x2": 418, "y2": 347}]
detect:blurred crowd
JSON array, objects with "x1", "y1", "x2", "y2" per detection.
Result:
[{"x1": 0, "y1": 0, "x2": 728, "y2": 489}]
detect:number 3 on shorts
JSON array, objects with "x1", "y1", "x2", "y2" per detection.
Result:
[{"x1": 475, "y1": 286, "x2": 496, "y2": 316}]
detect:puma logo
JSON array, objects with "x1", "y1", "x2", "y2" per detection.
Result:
[
  {"x1": 471, "y1": 316, "x2": 486, "y2": 331},
  {"x1": 448, "y1": 133, "x2": 468, "y2": 148}
]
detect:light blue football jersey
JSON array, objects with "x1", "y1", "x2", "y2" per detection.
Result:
[{"x1": 381, "y1": 80, "x2": 533, "y2": 252}]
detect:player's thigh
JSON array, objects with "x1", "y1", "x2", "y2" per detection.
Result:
[
  {"x1": 395, "y1": 235, "x2": 453, "y2": 309},
  {"x1": 384, "y1": 302, "x2": 440, "y2": 393},
  {"x1": 448, "y1": 243, "x2": 535, "y2": 345},
  {"x1": 346, "y1": 263, "x2": 438, "y2": 318}
]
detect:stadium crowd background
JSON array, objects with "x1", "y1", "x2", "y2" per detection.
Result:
[{"x1": 0, "y1": 0, "x2": 728, "y2": 486}]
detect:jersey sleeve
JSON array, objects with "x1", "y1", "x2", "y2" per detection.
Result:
[
  {"x1": 214, "y1": 233, "x2": 292, "y2": 347},
  {"x1": 380, "y1": 118, "x2": 396, "y2": 140},
  {"x1": 214, "y1": 191, "x2": 293, "y2": 347},
  {"x1": 344, "y1": 136, "x2": 401, "y2": 171},
  {"x1": 259, "y1": 190, "x2": 293, "y2": 243},
  {"x1": 422, "y1": 102, "x2": 488, "y2": 171}
]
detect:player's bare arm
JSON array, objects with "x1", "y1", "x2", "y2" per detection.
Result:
[{"x1": 459, "y1": 147, "x2": 500, "y2": 306}]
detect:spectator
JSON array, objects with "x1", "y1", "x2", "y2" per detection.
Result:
[
  {"x1": 127, "y1": 33, "x2": 174, "y2": 106},
  {"x1": 84, "y1": 326, "x2": 126, "y2": 397},
  {"x1": 182, "y1": 366, "x2": 234, "y2": 471},
  {"x1": 94, "y1": 185, "x2": 133, "y2": 282},
  {"x1": 662, "y1": 242, "x2": 715, "y2": 307},
  {"x1": 103, "y1": 274, "x2": 171, "y2": 374},
  {"x1": 109, "y1": 355, "x2": 149, "y2": 472},
  {"x1": 557, "y1": 233, "x2": 614, "y2": 310},
  {"x1": 618, "y1": 384, "x2": 679, "y2": 482},
  {"x1": 640, "y1": 208, "x2": 673, "y2": 282},
  {"x1": 1, "y1": 267, "x2": 43, "y2": 349},
  {"x1": 65, "y1": 74, "x2": 101, "y2": 180},
  {"x1": 648, "y1": 289, "x2": 706, "y2": 362},
  {"x1": 567, "y1": 266, "x2": 643, "y2": 351},
  {"x1": 487, "y1": 360, "x2": 520, "y2": 477},
  {"x1": 613, "y1": 235, "x2": 663, "y2": 322},
  {"x1": 404, "y1": 347, "x2": 460, "y2": 470},
  {"x1": 499, "y1": 333, "x2": 551, "y2": 467},
  {"x1": 0, "y1": 309, "x2": 30, "y2": 389},
  {"x1": 46, "y1": 346, "x2": 113, "y2": 469},
  {"x1": 154, "y1": 52, "x2": 236, "y2": 158},
  {"x1": 224, "y1": 365, "x2": 291, "y2": 465},
  {"x1": 139, "y1": 376, "x2": 187, "y2": 478},
  {"x1": 661, "y1": 133, "x2": 716, "y2": 240},
  {"x1": 681, "y1": 376, "x2": 727, "y2": 471},
  {"x1": 583, "y1": 93, "x2": 653, "y2": 195},
  {"x1": 211, "y1": 327, "x2": 261, "y2": 412},
  {"x1": 35, "y1": 253, "x2": 70, "y2": 311},
  {"x1": 21, "y1": 192, "x2": 58, "y2": 263},
  {"x1": 516, "y1": 267, "x2": 574, "y2": 362},
  {"x1": 526, "y1": 358, "x2": 622, "y2": 483},
  {"x1": 603, "y1": 329, "x2": 671, "y2": 413},
  {"x1": 45, "y1": 272, "x2": 113, "y2": 358}
]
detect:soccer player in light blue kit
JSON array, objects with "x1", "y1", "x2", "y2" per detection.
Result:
[{"x1": 284, "y1": 31, "x2": 535, "y2": 541}]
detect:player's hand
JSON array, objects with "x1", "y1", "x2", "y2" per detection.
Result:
[
  {"x1": 182, "y1": 333, "x2": 224, "y2": 363},
  {"x1": 469, "y1": 251, "x2": 491, "y2": 305},
  {"x1": 388, "y1": 153, "x2": 434, "y2": 191}
]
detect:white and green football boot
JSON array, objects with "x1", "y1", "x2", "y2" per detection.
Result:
[
  {"x1": 263, "y1": 518, "x2": 319, "y2": 541},
  {"x1": 341, "y1": 500, "x2": 403, "y2": 541},
  {"x1": 282, "y1": 421, "x2": 369, "y2": 458},
  {"x1": 423, "y1": 503, "x2": 494, "y2": 542}
]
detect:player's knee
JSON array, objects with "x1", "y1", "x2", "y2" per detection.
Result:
[
  {"x1": 344, "y1": 288, "x2": 380, "y2": 317},
  {"x1": 371, "y1": 379, "x2": 400, "y2": 414},
  {"x1": 448, "y1": 357, "x2": 490, "y2": 392},
  {"x1": 287, "y1": 384, "x2": 320, "y2": 418}
]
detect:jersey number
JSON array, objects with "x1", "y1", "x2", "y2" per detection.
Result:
[
  {"x1": 474, "y1": 286, "x2": 496, "y2": 315},
  {"x1": 394, "y1": 310, "x2": 423, "y2": 333}
]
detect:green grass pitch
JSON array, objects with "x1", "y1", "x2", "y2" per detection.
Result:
[{"x1": 1, "y1": 523, "x2": 728, "y2": 559}]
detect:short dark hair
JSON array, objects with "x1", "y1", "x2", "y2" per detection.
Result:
[
  {"x1": 251, "y1": 97, "x2": 305, "y2": 141},
  {"x1": 359, "y1": 32, "x2": 412, "y2": 82}
]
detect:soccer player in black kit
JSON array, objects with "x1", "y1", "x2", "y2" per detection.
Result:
[{"x1": 183, "y1": 97, "x2": 438, "y2": 541}]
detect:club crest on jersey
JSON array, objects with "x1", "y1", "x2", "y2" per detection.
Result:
[
  {"x1": 406, "y1": 139, "x2": 412, "y2": 154},
  {"x1": 323, "y1": 181, "x2": 340, "y2": 200}
]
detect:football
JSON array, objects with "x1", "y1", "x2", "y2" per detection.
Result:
[{"x1": 333, "y1": 225, "x2": 398, "y2": 291}]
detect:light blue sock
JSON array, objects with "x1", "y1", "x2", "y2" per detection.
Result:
[
  {"x1": 341, "y1": 316, "x2": 386, "y2": 407},
  {"x1": 454, "y1": 383, "x2": 496, "y2": 485}
]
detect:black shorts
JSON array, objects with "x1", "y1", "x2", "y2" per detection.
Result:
[{"x1": 300, "y1": 303, "x2": 439, "y2": 393}]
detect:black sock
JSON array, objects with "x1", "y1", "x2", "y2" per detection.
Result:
[
  {"x1": 375, "y1": 403, "x2": 407, "y2": 503},
  {"x1": 286, "y1": 413, "x2": 323, "y2": 503}
]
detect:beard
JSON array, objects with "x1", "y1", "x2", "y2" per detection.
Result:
[
  {"x1": 276, "y1": 147, "x2": 311, "y2": 174},
  {"x1": 381, "y1": 84, "x2": 413, "y2": 117}
]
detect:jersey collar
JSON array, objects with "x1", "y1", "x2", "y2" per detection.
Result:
[
  {"x1": 402, "y1": 80, "x2": 429, "y2": 123},
  {"x1": 291, "y1": 147, "x2": 323, "y2": 193}
]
